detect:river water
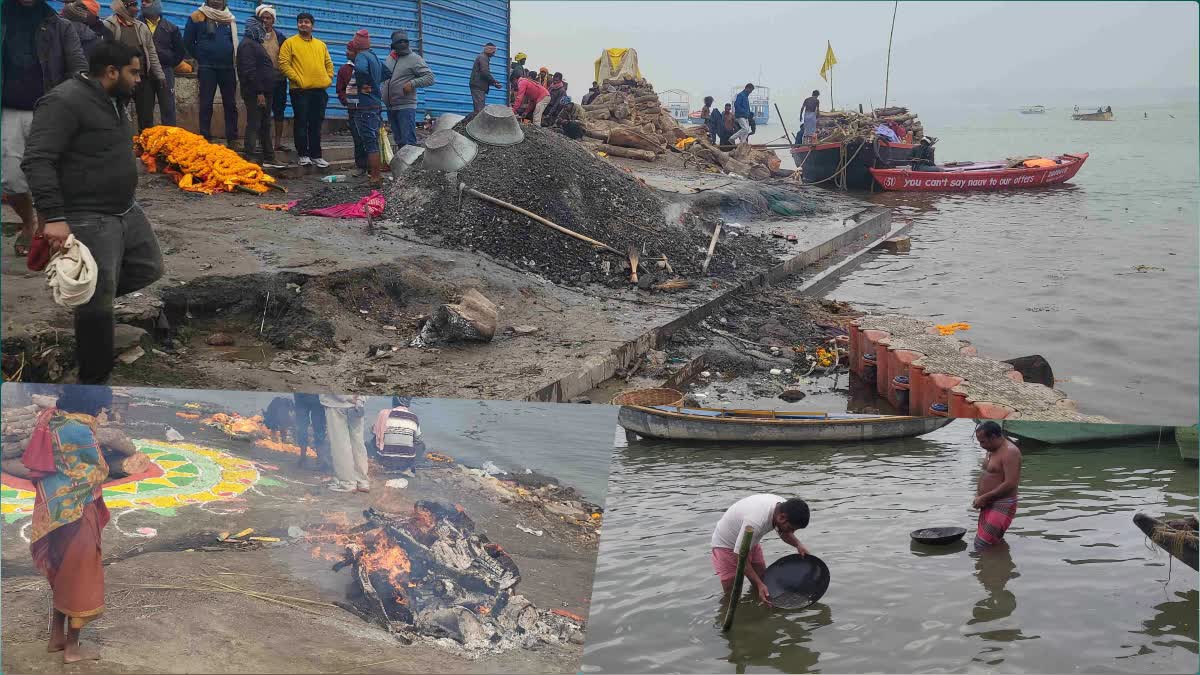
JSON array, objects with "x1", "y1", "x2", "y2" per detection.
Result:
[
  {"x1": 765, "y1": 102, "x2": 1198, "y2": 424},
  {"x1": 582, "y1": 420, "x2": 1198, "y2": 674}
]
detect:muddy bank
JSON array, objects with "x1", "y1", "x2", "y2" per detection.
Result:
[{"x1": 1, "y1": 150, "x2": 872, "y2": 400}]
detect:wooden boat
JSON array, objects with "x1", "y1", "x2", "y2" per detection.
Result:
[
  {"x1": 1000, "y1": 420, "x2": 1170, "y2": 445},
  {"x1": 1020, "y1": 105, "x2": 1046, "y2": 114},
  {"x1": 1073, "y1": 108, "x2": 1113, "y2": 121},
  {"x1": 618, "y1": 405, "x2": 953, "y2": 443},
  {"x1": 791, "y1": 139, "x2": 917, "y2": 190},
  {"x1": 1176, "y1": 425, "x2": 1198, "y2": 462},
  {"x1": 1134, "y1": 513, "x2": 1198, "y2": 572},
  {"x1": 868, "y1": 153, "x2": 1088, "y2": 192}
]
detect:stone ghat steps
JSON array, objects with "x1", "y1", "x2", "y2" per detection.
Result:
[{"x1": 848, "y1": 315, "x2": 1112, "y2": 423}]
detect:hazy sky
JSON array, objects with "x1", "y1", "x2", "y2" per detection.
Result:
[{"x1": 511, "y1": 1, "x2": 1199, "y2": 114}]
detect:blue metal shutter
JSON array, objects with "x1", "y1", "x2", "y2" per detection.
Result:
[{"x1": 160, "y1": 0, "x2": 508, "y2": 119}]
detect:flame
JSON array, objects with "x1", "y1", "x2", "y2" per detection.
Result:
[
  {"x1": 412, "y1": 507, "x2": 436, "y2": 534},
  {"x1": 176, "y1": 412, "x2": 200, "y2": 420},
  {"x1": 360, "y1": 531, "x2": 412, "y2": 588},
  {"x1": 477, "y1": 604, "x2": 491, "y2": 616},
  {"x1": 255, "y1": 438, "x2": 303, "y2": 455},
  {"x1": 201, "y1": 412, "x2": 271, "y2": 437},
  {"x1": 425, "y1": 452, "x2": 454, "y2": 463}
]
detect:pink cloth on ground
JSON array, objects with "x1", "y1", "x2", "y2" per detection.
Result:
[
  {"x1": 711, "y1": 545, "x2": 765, "y2": 582},
  {"x1": 302, "y1": 191, "x2": 386, "y2": 219}
]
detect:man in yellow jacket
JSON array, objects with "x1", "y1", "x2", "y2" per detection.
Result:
[{"x1": 278, "y1": 12, "x2": 332, "y2": 167}]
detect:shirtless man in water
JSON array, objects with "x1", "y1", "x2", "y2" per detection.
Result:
[{"x1": 973, "y1": 421, "x2": 1022, "y2": 549}]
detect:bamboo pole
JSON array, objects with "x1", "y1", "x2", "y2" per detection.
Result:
[
  {"x1": 884, "y1": 0, "x2": 899, "y2": 109},
  {"x1": 721, "y1": 526, "x2": 754, "y2": 632},
  {"x1": 774, "y1": 104, "x2": 793, "y2": 145},
  {"x1": 459, "y1": 184, "x2": 624, "y2": 256}
]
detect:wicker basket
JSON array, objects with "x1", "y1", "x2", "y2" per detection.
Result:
[{"x1": 610, "y1": 388, "x2": 685, "y2": 407}]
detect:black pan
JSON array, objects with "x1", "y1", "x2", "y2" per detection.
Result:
[
  {"x1": 762, "y1": 553, "x2": 830, "y2": 610},
  {"x1": 910, "y1": 526, "x2": 967, "y2": 545}
]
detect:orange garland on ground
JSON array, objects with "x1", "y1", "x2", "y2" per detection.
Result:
[{"x1": 134, "y1": 126, "x2": 277, "y2": 195}]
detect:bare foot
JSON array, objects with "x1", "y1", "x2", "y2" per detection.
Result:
[
  {"x1": 47, "y1": 639, "x2": 66, "y2": 653},
  {"x1": 64, "y1": 643, "x2": 101, "y2": 663}
]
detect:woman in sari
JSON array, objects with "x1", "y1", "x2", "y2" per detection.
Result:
[{"x1": 21, "y1": 385, "x2": 113, "y2": 663}]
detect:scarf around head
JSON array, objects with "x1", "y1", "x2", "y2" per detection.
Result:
[
  {"x1": 244, "y1": 15, "x2": 263, "y2": 42},
  {"x1": 110, "y1": 0, "x2": 136, "y2": 24}
]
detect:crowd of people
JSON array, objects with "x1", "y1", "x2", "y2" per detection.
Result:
[
  {"x1": 692, "y1": 83, "x2": 764, "y2": 147},
  {"x1": 278, "y1": 393, "x2": 426, "y2": 492},
  {"x1": 506, "y1": 51, "x2": 581, "y2": 136}
]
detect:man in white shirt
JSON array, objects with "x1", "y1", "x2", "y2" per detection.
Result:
[{"x1": 711, "y1": 494, "x2": 810, "y2": 604}]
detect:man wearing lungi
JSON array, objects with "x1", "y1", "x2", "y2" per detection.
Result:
[
  {"x1": 972, "y1": 421, "x2": 1022, "y2": 550},
  {"x1": 711, "y1": 494, "x2": 810, "y2": 605}
]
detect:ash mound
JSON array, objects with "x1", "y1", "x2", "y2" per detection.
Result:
[{"x1": 379, "y1": 124, "x2": 781, "y2": 287}]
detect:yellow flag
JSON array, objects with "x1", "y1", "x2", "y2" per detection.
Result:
[{"x1": 819, "y1": 41, "x2": 837, "y2": 81}]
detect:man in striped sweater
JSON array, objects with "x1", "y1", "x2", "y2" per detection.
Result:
[{"x1": 372, "y1": 396, "x2": 423, "y2": 476}]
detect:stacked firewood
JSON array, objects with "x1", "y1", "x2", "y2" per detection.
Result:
[
  {"x1": 0, "y1": 397, "x2": 149, "y2": 480},
  {"x1": 815, "y1": 106, "x2": 925, "y2": 143},
  {"x1": 577, "y1": 76, "x2": 780, "y2": 180}
]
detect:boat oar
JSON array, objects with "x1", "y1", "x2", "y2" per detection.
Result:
[{"x1": 721, "y1": 526, "x2": 754, "y2": 632}]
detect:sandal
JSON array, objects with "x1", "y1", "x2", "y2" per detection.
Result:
[{"x1": 13, "y1": 231, "x2": 30, "y2": 257}]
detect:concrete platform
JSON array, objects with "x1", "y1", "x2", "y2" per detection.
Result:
[{"x1": 849, "y1": 314, "x2": 1113, "y2": 423}]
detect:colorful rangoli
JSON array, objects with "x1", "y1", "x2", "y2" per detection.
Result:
[{"x1": 0, "y1": 440, "x2": 260, "y2": 522}]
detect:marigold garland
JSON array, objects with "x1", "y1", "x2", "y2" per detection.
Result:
[{"x1": 134, "y1": 126, "x2": 277, "y2": 195}]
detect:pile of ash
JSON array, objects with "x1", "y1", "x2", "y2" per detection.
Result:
[
  {"x1": 319, "y1": 501, "x2": 585, "y2": 655},
  {"x1": 376, "y1": 124, "x2": 782, "y2": 287}
]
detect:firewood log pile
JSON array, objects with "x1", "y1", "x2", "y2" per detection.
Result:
[
  {"x1": 1, "y1": 397, "x2": 149, "y2": 480},
  {"x1": 814, "y1": 106, "x2": 926, "y2": 144},
  {"x1": 579, "y1": 76, "x2": 781, "y2": 180}
]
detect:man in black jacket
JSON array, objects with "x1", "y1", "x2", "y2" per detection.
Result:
[
  {"x1": 236, "y1": 19, "x2": 278, "y2": 165},
  {"x1": 141, "y1": 0, "x2": 184, "y2": 126},
  {"x1": 469, "y1": 42, "x2": 501, "y2": 113},
  {"x1": 22, "y1": 41, "x2": 164, "y2": 385},
  {"x1": 1, "y1": 0, "x2": 86, "y2": 258}
]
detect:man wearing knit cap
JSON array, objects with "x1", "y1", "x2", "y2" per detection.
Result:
[
  {"x1": 62, "y1": 0, "x2": 111, "y2": 57},
  {"x1": 469, "y1": 42, "x2": 501, "y2": 113},
  {"x1": 253, "y1": 4, "x2": 290, "y2": 153},
  {"x1": 279, "y1": 11, "x2": 333, "y2": 167},
  {"x1": 347, "y1": 29, "x2": 386, "y2": 185},
  {"x1": 140, "y1": 0, "x2": 184, "y2": 126},
  {"x1": 236, "y1": 15, "x2": 277, "y2": 166},
  {"x1": 382, "y1": 30, "x2": 433, "y2": 148}
]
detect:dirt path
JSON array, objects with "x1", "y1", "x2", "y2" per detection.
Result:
[{"x1": 2, "y1": 164, "x2": 869, "y2": 401}]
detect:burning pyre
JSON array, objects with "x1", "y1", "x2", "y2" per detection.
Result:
[
  {"x1": 198, "y1": 412, "x2": 305, "y2": 456},
  {"x1": 310, "y1": 501, "x2": 585, "y2": 653}
]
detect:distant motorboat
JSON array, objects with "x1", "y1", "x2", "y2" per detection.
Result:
[
  {"x1": 1020, "y1": 105, "x2": 1046, "y2": 114},
  {"x1": 1073, "y1": 106, "x2": 1113, "y2": 121}
]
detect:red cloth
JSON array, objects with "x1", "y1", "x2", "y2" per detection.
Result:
[
  {"x1": 21, "y1": 408, "x2": 59, "y2": 481},
  {"x1": 711, "y1": 545, "x2": 766, "y2": 583},
  {"x1": 975, "y1": 496, "x2": 1018, "y2": 547},
  {"x1": 347, "y1": 29, "x2": 370, "y2": 51},
  {"x1": 26, "y1": 233, "x2": 51, "y2": 272},
  {"x1": 336, "y1": 62, "x2": 355, "y2": 107},
  {"x1": 512, "y1": 78, "x2": 549, "y2": 113},
  {"x1": 302, "y1": 190, "x2": 385, "y2": 220},
  {"x1": 34, "y1": 501, "x2": 108, "y2": 629}
]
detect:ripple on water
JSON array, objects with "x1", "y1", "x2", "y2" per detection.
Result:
[{"x1": 582, "y1": 420, "x2": 1198, "y2": 673}]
